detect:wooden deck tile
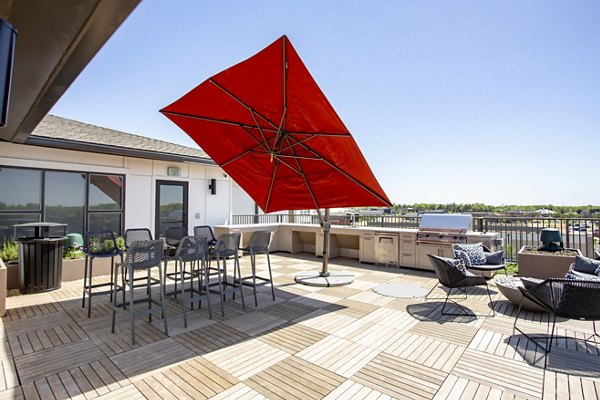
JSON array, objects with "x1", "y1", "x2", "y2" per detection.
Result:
[
  {"x1": 258, "y1": 322, "x2": 328, "y2": 354},
  {"x1": 15, "y1": 338, "x2": 106, "y2": 383},
  {"x1": 2, "y1": 302, "x2": 62, "y2": 322},
  {"x1": 259, "y1": 300, "x2": 318, "y2": 321},
  {"x1": 290, "y1": 292, "x2": 343, "y2": 309},
  {"x1": 452, "y1": 348, "x2": 544, "y2": 399},
  {"x1": 352, "y1": 352, "x2": 447, "y2": 400},
  {"x1": 323, "y1": 379, "x2": 392, "y2": 400},
  {"x1": 346, "y1": 290, "x2": 395, "y2": 306},
  {"x1": 174, "y1": 322, "x2": 249, "y2": 356},
  {"x1": 221, "y1": 311, "x2": 286, "y2": 336},
  {"x1": 203, "y1": 338, "x2": 290, "y2": 380},
  {"x1": 110, "y1": 338, "x2": 194, "y2": 380},
  {"x1": 361, "y1": 308, "x2": 419, "y2": 330},
  {"x1": 324, "y1": 298, "x2": 379, "y2": 319},
  {"x1": 382, "y1": 331, "x2": 465, "y2": 373},
  {"x1": 245, "y1": 356, "x2": 345, "y2": 400},
  {"x1": 3, "y1": 310, "x2": 74, "y2": 337},
  {"x1": 8, "y1": 320, "x2": 88, "y2": 357},
  {"x1": 91, "y1": 320, "x2": 170, "y2": 357},
  {"x1": 295, "y1": 308, "x2": 358, "y2": 335},
  {"x1": 208, "y1": 382, "x2": 267, "y2": 399},
  {"x1": 296, "y1": 336, "x2": 379, "y2": 378},
  {"x1": 409, "y1": 320, "x2": 478, "y2": 347}
]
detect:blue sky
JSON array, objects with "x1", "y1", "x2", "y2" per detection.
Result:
[{"x1": 51, "y1": 1, "x2": 600, "y2": 206}]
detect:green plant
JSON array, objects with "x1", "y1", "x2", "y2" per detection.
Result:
[
  {"x1": 116, "y1": 236, "x2": 125, "y2": 250},
  {"x1": 63, "y1": 248, "x2": 84, "y2": 260},
  {"x1": 0, "y1": 238, "x2": 19, "y2": 262}
]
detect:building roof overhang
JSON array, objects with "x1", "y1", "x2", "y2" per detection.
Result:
[{"x1": 0, "y1": 0, "x2": 140, "y2": 143}]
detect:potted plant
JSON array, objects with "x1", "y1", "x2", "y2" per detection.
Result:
[{"x1": 518, "y1": 246, "x2": 582, "y2": 279}]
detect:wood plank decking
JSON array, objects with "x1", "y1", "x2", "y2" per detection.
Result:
[{"x1": 1, "y1": 253, "x2": 599, "y2": 399}]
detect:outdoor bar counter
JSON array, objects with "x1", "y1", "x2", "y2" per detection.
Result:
[{"x1": 215, "y1": 223, "x2": 500, "y2": 271}]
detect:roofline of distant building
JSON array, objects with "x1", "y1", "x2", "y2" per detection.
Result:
[{"x1": 26, "y1": 135, "x2": 217, "y2": 165}]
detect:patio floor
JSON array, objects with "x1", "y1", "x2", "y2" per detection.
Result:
[{"x1": 1, "y1": 253, "x2": 599, "y2": 399}]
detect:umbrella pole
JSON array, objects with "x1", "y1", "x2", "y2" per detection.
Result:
[{"x1": 319, "y1": 208, "x2": 331, "y2": 277}]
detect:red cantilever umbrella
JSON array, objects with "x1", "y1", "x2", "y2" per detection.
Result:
[{"x1": 161, "y1": 35, "x2": 391, "y2": 283}]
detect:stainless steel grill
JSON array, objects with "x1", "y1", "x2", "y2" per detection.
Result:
[{"x1": 417, "y1": 214, "x2": 471, "y2": 245}]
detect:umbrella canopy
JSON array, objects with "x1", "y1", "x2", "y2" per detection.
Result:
[{"x1": 160, "y1": 35, "x2": 391, "y2": 214}]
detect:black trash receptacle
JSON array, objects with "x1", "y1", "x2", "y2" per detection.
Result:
[{"x1": 13, "y1": 222, "x2": 67, "y2": 293}]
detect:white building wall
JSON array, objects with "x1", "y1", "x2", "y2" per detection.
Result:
[{"x1": 0, "y1": 142, "x2": 242, "y2": 236}]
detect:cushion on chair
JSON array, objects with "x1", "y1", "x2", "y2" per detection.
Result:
[
  {"x1": 438, "y1": 256, "x2": 467, "y2": 274},
  {"x1": 485, "y1": 250, "x2": 503, "y2": 265},
  {"x1": 572, "y1": 255, "x2": 600, "y2": 274},
  {"x1": 453, "y1": 248, "x2": 471, "y2": 267},
  {"x1": 452, "y1": 243, "x2": 487, "y2": 266},
  {"x1": 565, "y1": 269, "x2": 600, "y2": 282}
]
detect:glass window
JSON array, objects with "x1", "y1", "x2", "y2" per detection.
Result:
[
  {"x1": 45, "y1": 171, "x2": 86, "y2": 234},
  {"x1": 0, "y1": 168, "x2": 41, "y2": 211},
  {"x1": 89, "y1": 174, "x2": 123, "y2": 210},
  {"x1": 0, "y1": 213, "x2": 40, "y2": 244},
  {"x1": 89, "y1": 212, "x2": 122, "y2": 235}
]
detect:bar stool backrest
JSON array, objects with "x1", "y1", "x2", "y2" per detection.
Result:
[
  {"x1": 247, "y1": 231, "x2": 271, "y2": 254},
  {"x1": 176, "y1": 236, "x2": 207, "y2": 263},
  {"x1": 83, "y1": 231, "x2": 122, "y2": 257},
  {"x1": 165, "y1": 226, "x2": 186, "y2": 247},
  {"x1": 124, "y1": 228, "x2": 153, "y2": 249},
  {"x1": 125, "y1": 240, "x2": 164, "y2": 270},
  {"x1": 214, "y1": 233, "x2": 241, "y2": 258},
  {"x1": 193, "y1": 225, "x2": 217, "y2": 245}
]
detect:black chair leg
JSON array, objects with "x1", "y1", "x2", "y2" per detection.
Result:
[{"x1": 485, "y1": 283, "x2": 496, "y2": 317}]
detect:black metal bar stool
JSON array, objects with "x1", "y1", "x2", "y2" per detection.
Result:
[
  {"x1": 170, "y1": 235, "x2": 212, "y2": 327},
  {"x1": 208, "y1": 232, "x2": 245, "y2": 316},
  {"x1": 111, "y1": 239, "x2": 168, "y2": 345},
  {"x1": 164, "y1": 226, "x2": 188, "y2": 296},
  {"x1": 82, "y1": 231, "x2": 124, "y2": 318},
  {"x1": 240, "y1": 230, "x2": 275, "y2": 306},
  {"x1": 120, "y1": 228, "x2": 160, "y2": 292}
]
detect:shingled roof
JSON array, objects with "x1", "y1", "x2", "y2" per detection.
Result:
[{"x1": 26, "y1": 115, "x2": 214, "y2": 164}]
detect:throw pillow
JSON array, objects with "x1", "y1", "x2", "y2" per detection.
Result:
[
  {"x1": 485, "y1": 250, "x2": 503, "y2": 265},
  {"x1": 573, "y1": 255, "x2": 600, "y2": 274},
  {"x1": 452, "y1": 243, "x2": 487, "y2": 266},
  {"x1": 439, "y1": 256, "x2": 467, "y2": 274},
  {"x1": 453, "y1": 248, "x2": 471, "y2": 267},
  {"x1": 566, "y1": 270, "x2": 600, "y2": 282}
]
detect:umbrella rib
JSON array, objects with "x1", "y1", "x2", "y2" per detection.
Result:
[
  {"x1": 292, "y1": 138, "x2": 392, "y2": 206},
  {"x1": 161, "y1": 110, "x2": 279, "y2": 132},
  {"x1": 209, "y1": 79, "x2": 280, "y2": 130},
  {"x1": 283, "y1": 135, "x2": 321, "y2": 210}
]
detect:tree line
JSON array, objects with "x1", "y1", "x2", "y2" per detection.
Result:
[{"x1": 393, "y1": 203, "x2": 600, "y2": 218}]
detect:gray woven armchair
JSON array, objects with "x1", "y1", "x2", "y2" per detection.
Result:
[
  {"x1": 513, "y1": 278, "x2": 600, "y2": 353},
  {"x1": 426, "y1": 254, "x2": 495, "y2": 316}
]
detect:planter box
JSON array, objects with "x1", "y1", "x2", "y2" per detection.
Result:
[
  {"x1": 5, "y1": 256, "x2": 121, "y2": 289},
  {"x1": 517, "y1": 246, "x2": 582, "y2": 279},
  {"x1": 62, "y1": 257, "x2": 119, "y2": 282}
]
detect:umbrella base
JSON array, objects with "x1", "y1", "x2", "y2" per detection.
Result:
[{"x1": 295, "y1": 271, "x2": 354, "y2": 287}]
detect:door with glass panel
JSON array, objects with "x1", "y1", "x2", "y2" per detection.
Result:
[{"x1": 155, "y1": 181, "x2": 188, "y2": 239}]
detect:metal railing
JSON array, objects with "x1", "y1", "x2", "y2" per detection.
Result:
[{"x1": 231, "y1": 214, "x2": 600, "y2": 260}]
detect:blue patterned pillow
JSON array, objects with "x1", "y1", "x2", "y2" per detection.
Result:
[
  {"x1": 453, "y1": 248, "x2": 471, "y2": 267},
  {"x1": 439, "y1": 256, "x2": 467, "y2": 274},
  {"x1": 452, "y1": 243, "x2": 487, "y2": 266}
]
